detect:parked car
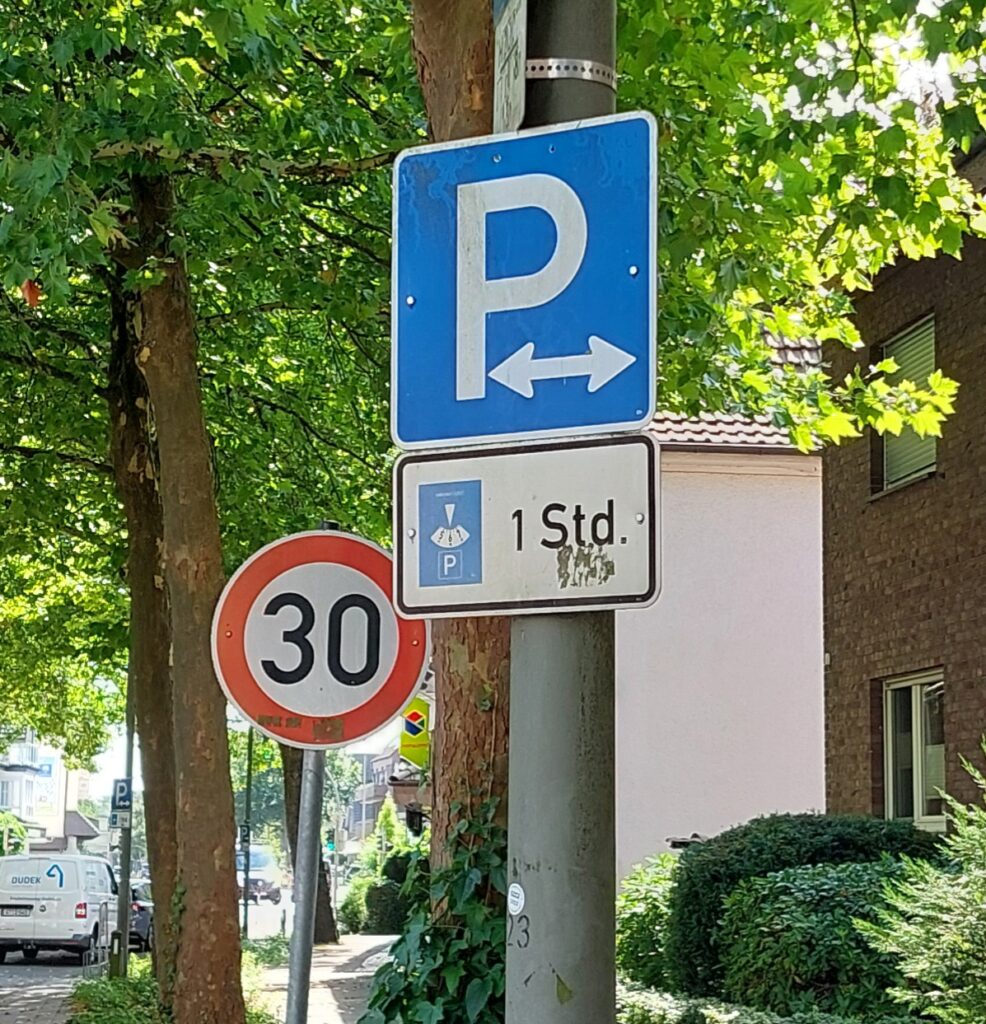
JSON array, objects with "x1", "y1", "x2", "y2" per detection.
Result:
[
  {"x1": 236, "y1": 845, "x2": 282, "y2": 904},
  {"x1": 130, "y1": 881, "x2": 154, "y2": 953},
  {"x1": 0, "y1": 854, "x2": 117, "y2": 964}
]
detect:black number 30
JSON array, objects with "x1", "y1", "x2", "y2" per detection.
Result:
[{"x1": 260, "y1": 592, "x2": 381, "y2": 687}]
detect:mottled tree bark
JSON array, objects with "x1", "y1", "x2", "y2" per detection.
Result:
[
  {"x1": 131, "y1": 174, "x2": 245, "y2": 1024},
  {"x1": 280, "y1": 743, "x2": 338, "y2": 943},
  {"x1": 410, "y1": 0, "x2": 494, "y2": 141},
  {"x1": 107, "y1": 276, "x2": 178, "y2": 1005},
  {"x1": 409, "y1": 0, "x2": 511, "y2": 864},
  {"x1": 428, "y1": 618, "x2": 510, "y2": 864}
]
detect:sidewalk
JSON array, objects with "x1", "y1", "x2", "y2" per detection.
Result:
[
  {"x1": 0, "y1": 954, "x2": 81, "y2": 1024},
  {"x1": 259, "y1": 934, "x2": 394, "y2": 1024}
]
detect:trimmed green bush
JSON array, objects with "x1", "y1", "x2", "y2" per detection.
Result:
[
  {"x1": 364, "y1": 878, "x2": 410, "y2": 934},
  {"x1": 617, "y1": 853, "x2": 677, "y2": 989},
  {"x1": 666, "y1": 813, "x2": 940, "y2": 996},
  {"x1": 721, "y1": 860, "x2": 905, "y2": 1019},
  {"x1": 617, "y1": 986, "x2": 915, "y2": 1024}
]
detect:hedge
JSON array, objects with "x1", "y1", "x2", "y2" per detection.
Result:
[
  {"x1": 617, "y1": 853, "x2": 677, "y2": 989},
  {"x1": 665, "y1": 813, "x2": 940, "y2": 996},
  {"x1": 721, "y1": 860, "x2": 905, "y2": 1019},
  {"x1": 364, "y1": 878, "x2": 411, "y2": 934},
  {"x1": 617, "y1": 986, "x2": 915, "y2": 1024}
]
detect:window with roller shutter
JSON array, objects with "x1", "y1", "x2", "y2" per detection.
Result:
[{"x1": 882, "y1": 316, "x2": 937, "y2": 488}]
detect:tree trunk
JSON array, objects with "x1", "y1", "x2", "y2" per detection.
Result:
[
  {"x1": 280, "y1": 744, "x2": 338, "y2": 943},
  {"x1": 410, "y1": 0, "x2": 494, "y2": 141},
  {"x1": 428, "y1": 618, "x2": 510, "y2": 865},
  {"x1": 409, "y1": 0, "x2": 511, "y2": 864},
  {"x1": 107, "y1": 275, "x2": 179, "y2": 1005},
  {"x1": 131, "y1": 174, "x2": 245, "y2": 1024}
]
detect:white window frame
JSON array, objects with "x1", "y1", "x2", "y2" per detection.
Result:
[
  {"x1": 884, "y1": 670, "x2": 946, "y2": 832},
  {"x1": 882, "y1": 316, "x2": 937, "y2": 489},
  {"x1": 0, "y1": 779, "x2": 10, "y2": 810}
]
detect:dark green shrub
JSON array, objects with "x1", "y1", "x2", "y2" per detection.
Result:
[
  {"x1": 364, "y1": 878, "x2": 410, "y2": 934},
  {"x1": 666, "y1": 813, "x2": 940, "y2": 996},
  {"x1": 617, "y1": 853, "x2": 677, "y2": 988},
  {"x1": 381, "y1": 849, "x2": 421, "y2": 885},
  {"x1": 721, "y1": 860, "x2": 906, "y2": 1018},
  {"x1": 862, "y1": 751, "x2": 986, "y2": 1023}
]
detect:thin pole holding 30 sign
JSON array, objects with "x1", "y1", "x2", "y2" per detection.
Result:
[{"x1": 212, "y1": 526, "x2": 429, "y2": 1024}]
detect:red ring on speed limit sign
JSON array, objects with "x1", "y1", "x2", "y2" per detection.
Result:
[{"x1": 212, "y1": 532, "x2": 430, "y2": 749}]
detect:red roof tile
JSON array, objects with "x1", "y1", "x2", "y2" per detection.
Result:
[{"x1": 648, "y1": 412, "x2": 795, "y2": 450}]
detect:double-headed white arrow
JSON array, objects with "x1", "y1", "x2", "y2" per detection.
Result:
[{"x1": 488, "y1": 335, "x2": 636, "y2": 399}]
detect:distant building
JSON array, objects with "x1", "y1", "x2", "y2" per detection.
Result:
[
  {"x1": 346, "y1": 748, "x2": 402, "y2": 845},
  {"x1": 0, "y1": 730, "x2": 42, "y2": 843},
  {"x1": 617, "y1": 412, "x2": 825, "y2": 875},
  {"x1": 0, "y1": 731, "x2": 101, "y2": 851}
]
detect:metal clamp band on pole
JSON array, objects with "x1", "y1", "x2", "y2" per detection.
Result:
[{"x1": 525, "y1": 57, "x2": 618, "y2": 91}]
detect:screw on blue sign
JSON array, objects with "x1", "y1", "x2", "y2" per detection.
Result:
[
  {"x1": 391, "y1": 111, "x2": 657, "y2": 450},
  {"x1": 418, "y1": 480, "x2": 483, "y2": 588}
]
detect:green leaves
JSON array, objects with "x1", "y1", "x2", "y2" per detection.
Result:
[
  {"x1": 619, "y1": 0, "x2": 979, "y2": 441},
  {"x1": 721, "y1": 860, "x2": 908, "y2": 1018},
  {"x1": 362, "y1": 801, "x2": 507, "y2": 1024},
  {"x1": 862, "y1": 749, "x2": 986, "y2": 1024}
]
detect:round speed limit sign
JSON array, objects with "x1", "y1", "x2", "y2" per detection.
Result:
[{"x1": 212, "y1": 532, "x2": 430, "y2": 749}]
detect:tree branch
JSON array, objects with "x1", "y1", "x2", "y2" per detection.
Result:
[
  {"x1": 0, "y1": 348, "x2": 109, "y2": 401},
  {"x1": 93, "y1": 139, "x2": 405, "y2": 184},
  {"x1": 250, "y1": 395, "x2": 378, "y2": 470},
  {"x1": 298, "y1": 214, "x2": 389, "y2": 268},
  {"x1": 0, "y1": 444, "x2": 113, "y2": 476},
  {"x1": 199, "y1": 303, "x2": 309, "y2": 325}
]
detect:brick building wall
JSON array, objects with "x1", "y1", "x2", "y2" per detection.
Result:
[{"x1": 824, "y1": 234, "x2": 986, "y2": 815}]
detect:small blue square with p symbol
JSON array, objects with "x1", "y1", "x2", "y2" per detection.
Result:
[{"x1": 419, "y1": 480, "x2": 482, "y2": 587}]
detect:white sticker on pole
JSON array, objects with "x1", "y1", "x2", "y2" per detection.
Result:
[{"x1": 507, "y1": 883, "x2": 526, "y2": 916}]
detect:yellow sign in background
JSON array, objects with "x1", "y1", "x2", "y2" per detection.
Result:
[{"x1": 399, "y1": 696, "x2": 431, "y2": 770}]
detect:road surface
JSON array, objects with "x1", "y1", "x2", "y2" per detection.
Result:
[{"x1": 0, "y1": 950, "x2": 83, "y2": 1024}]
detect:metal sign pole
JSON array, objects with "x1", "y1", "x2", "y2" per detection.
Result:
[
  {"x1": 110, "y1": 686, "x2": 136, "y2": 978},
  {"x1": 241, "y1": 726, "x2": 254, "y2": 938},
  {"x1": 505, "y1": 1, "x2": 618, "y2": 1021},
  {"x1": 285, "y1": 748, "x2": 326, "y2": 1024}
]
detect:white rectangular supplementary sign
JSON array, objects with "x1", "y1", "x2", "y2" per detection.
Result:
[
  {"x1": 493, "y1": 0, "x2": 527, "y2": 132},
  {"x1": 391, "y1": 111, "x2": 657, "y2": 450},
  {"x1": 394, "y1": 436, "x2": 660, "y2": 618}
]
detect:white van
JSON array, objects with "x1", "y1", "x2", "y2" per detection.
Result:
[{"x1": 0, "y1": 854, "x2": 118, "y2": 963}]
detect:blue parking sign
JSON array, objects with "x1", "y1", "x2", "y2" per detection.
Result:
[
  {"x1": 418, "y1": 480, "x2": 483, "y2": 588},
  {"x1": 392, "y1": 111, "x2": 657, "y2": 449}
]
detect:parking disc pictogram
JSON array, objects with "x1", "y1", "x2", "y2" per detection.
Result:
[{"x1": 212, "y1": 532, "x2": 430, "y2": 749}]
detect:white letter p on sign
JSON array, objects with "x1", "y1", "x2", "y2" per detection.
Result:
[{"x1": 455, "y1": 173, "x2": 587, "y2": 401}]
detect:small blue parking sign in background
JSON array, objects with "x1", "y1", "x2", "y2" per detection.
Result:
[
  {"x1": 392, "y1": 111, "x2": 656, "y2": 449},
  {"x1": 418, "y1": 480, "x2": 483, "y2": 587},
  {"x1": 112, "y1": 777, "x2": 133, "y2": 811}
]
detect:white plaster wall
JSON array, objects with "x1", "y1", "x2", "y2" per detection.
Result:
[{"x1": 616, "y1": 450, "x2": 825, "y2": 878}]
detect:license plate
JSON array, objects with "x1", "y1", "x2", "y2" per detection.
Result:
[{"x1": 1, "y1": 907, "x2": 31, "y2": 917}]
